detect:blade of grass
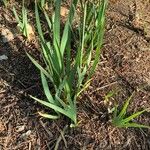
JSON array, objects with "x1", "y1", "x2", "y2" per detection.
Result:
[
  {"x1": 41, "y1": 72, "x2": 55, "y2": 104},
  {"x1": 117, "y1": 94, "x2": 133, "y2": 119},
  {"x1": 122, "y1": 109, "x2": 148, "y2": 124},
  {"x1": 26, "y1": 53, "x2": 53, "y2": 81},
  {"x1": 22, "y1": 5, "x2": 28, "y2": 37},
  {"x1": 35, "y1": 1, "x2": 44, "y2": 41},
  {"x1": 13, "y1": 7, "x2": 23, "y2": 28},
  {"x1": 38, "y1": 112, "x2": 59, "y2": 119},
  {"x1": 121, "y1": 123, "x2": 150, "y2": 129},
  {"x1": 53, "y1": 0, "x2": 61, "y2": 46}
]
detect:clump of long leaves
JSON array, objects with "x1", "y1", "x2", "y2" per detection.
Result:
[
  {"x1": 27, "y1": 0, "x2": 107, "y2": 126},
  {"x1": 112, "y1": 93, "x2": 150, "y2": 128},
  {"x1": 13, "y1": 1, "x2": 29, "y2": 38}
]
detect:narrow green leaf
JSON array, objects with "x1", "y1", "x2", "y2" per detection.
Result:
[
  {"x1": 113, "y1": 105, "x2": 118, "y2": 118},
  {"x1": 22, "y1": 6, "x2": 28, "y2": 37},
  {"x1": 118, "y1": 94, "x2": 133, "y2": 119},
  {"x1": 55, "y1": 95, "x2": 67, "y2": 108},
  {"x1": 35, "y1": 1, "x2": 44, "y2": 41},
  {"x1": 122, "y1": 123, "x2": 150, "y2": 129},
  {"x1": 44, "y1": 10, "x2": 52, "y2": 32},
  {"x1": 79, "y1": 2, "x2": 87, "y2": 66},
  {"x1": 53, "y1": 0, "x2": 61, "y2": 46},
  {"x1": 40, "y1": 39, "x2": 61, "y2": 81},
  {"x1": 26, "y1": 52, "x2": 52, "y2": 80},
  {"x1": 40, "y1": 0, "x2": 45, "y2": 8},
  {"x1": 77, "y1": 78, "x2": 92, "y2": 97},
  {"x1": 60, "y1": 20, "x2": 70, "y2": 57},
  {"x1": 38, "y1": 112, "x2": 59, "y2": 119},
  {"x1": 122, "y1": 109, "x2": 148, "y2": 124},
  {"x1": 13, "y1": 7, "x2": 23, "y2": 28},
  {"x1": 41, "y1": 72, "x2": 55, "y2": 104}
]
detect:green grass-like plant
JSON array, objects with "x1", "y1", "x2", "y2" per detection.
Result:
[
  {"x1": 13, "y1": 1, "x2": 29, "y2": 38},
  {"x1": 27, "y1": 0, "x2": 107, "y2": 126},
  {"x1": 112, "y1": 93, "x2": 150, "y2": 128}
]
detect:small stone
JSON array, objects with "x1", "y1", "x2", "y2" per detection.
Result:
[
  {"x1": 60, "y1": 6, "x2": 69, "y2": 17},
  {"x1": 20, "y1": 130, "x2": 32, "y2": 139},
  {"x1": 16, "y1": 125, "x2": 25, "y2": 132},
  {"x1": 0, "y1": 55, "x2": 8, "y2": 61},
  {"x1": 1, "y1": 27, "x2": 15, "y2": 43},
  {"x1": 0, "y1": 121, "x2": 5, "y2": 132}
]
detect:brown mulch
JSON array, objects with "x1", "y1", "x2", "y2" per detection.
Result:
[{"x1": 0, "y1": 0, "x2": 150, "y2": 149}]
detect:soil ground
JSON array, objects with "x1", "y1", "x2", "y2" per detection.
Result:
[{"x1": 0, "y1": 0, "x2": 150, "y2": 149}]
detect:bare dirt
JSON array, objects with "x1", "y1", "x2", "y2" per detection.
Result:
[{"x1": 0, "y1": 0, "x2": 150, "y2": 149}]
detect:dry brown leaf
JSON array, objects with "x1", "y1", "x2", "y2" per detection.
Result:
[
  {"x1": 0, "y1": 121, "x2": 5, "y2": 132},
  {"x1": 26, "y1": 24, "x2": 36, "y2": 42},
  {"x1": 60, "y1": 6, "x2": 69, "y2": 17}
]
